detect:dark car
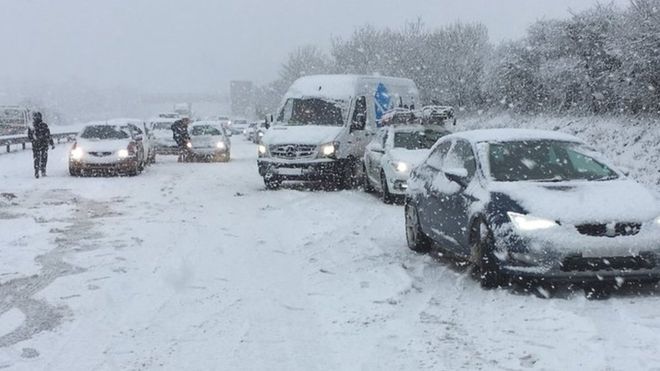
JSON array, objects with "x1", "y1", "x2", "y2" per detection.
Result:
[{"x1": 405, "y1": 129, "x2": 660, "y2": 289}]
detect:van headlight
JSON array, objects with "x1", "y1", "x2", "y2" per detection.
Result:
[
  {"x1": 258, "y1": 144, "x2": 267, "y2": 156},
  {"x1": 319, "y1": 142, "x2": 337, "y2": 157},
  {"x1": 216, "y1": 141, "x2": 226, "y2": 149},
  {"x1": 507, "y1": 212, "x2": 559, "y2": 231},
  {"x1": 392, "y1": 161, "x2": 409, "y2": 173},
  {"x1": 118, "y1": 149, "x2": 130, "y2": 159},
  {"x1": 70, "y1": 147, "x2": 84, "y2": 160}
]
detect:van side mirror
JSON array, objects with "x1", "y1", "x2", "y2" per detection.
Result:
[{"x1": 351, "y1": 113, "x2": 366, "y2": 131}]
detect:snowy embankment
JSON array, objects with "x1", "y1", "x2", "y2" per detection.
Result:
[{"x1": 456, "y1": 114, "x2": 660, "y2": 191}]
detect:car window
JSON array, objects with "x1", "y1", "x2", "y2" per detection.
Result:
[
  {"x1": 444, "y1": 140, "x2": 476, "y2": 180},
  {"x1": 426, "y1": 140, "x2": 452, "y2": 169},
  {"x1": 352, "y1": 96, "x2": 366, "y2": 123}
]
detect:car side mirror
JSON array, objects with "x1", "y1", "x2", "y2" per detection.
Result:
[
  {"x1": 443, "y1": 167, "x2": 468, "y2": 187},
  {"x1": 370, "y1": 143, "x2": 385, "y2": 154}
]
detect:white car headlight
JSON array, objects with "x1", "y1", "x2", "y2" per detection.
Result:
[
  {"x1": 216, "y1": 141, "x2": 226, "y2": 149},
  {"x1": 319, "y1": 142, "x2": 336, "y2": 157},
  {"x1": 186, "y1": 142, "x2": 193, "y2": 149},
  {"x1": 257, "y1": 144, "x2": 267, "y2": 156},
  {"x1": 392, "y1": 161, "x2": 409, "y2": 173},
  {"x1": 117, "y1": 149, "x2": 129, "y2": 159},
  {"x1": 507, "y1": 212, "x2": 559, "y2": 231},
  {"x1": 70, "y1": 147, "x2": 84, "y2": 160}
]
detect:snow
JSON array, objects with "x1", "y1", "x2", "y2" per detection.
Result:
[
  {"x1": 446, "y1": 128, "x2": 583, "y2": 144},
  {"x1": 489, "y1": 179, "x2": 660, "y2": 224},
  {"x1": 1, "y1": 139, "x2": 660, "y2": 370},
  {"x1": 284, "y1": 74, "x2": 417, "y2": 101}
]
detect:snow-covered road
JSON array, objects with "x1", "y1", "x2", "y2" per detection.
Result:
[{"x1": 1, "y1": 140, "x2": 660, "y2": 370}]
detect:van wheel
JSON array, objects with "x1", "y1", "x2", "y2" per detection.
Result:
[
  {"x1": 470, "y1": 219, "x2": 504, "y2": 289},
  {"x1": 405, "y1": 201, "x2": 431, "y2": 253},
  {"x1": 264, "y1": 175, "x2": 281, "y2": 190},
  {"x1": 380, "y1": 171, "x2": 394, "y2": 204}
]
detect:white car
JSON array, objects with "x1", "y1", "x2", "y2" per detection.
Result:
[
  {"x1": 186, "y1": 122, "x2": 231, "y2": 162},
  {"x1": 149, "y1": 117, "x2": 179, "y2": 155},
  {"x1": 364, "y1": 125, "x2": 450, "y2": 203},
  {"x1": 120, "y1": 119, "x2": 154, "y2": 165},
  {"x1": 69, "y1": 123, "x2": 145, "y2": 176}
]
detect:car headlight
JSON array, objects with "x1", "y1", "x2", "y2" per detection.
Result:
[
  {"x1": 392, "y1": 161, "x2": 409, "y2": 173},
  {"x1": 216, "y1": 142, "x2": 226, "y2": 149},
  {"x1": 257, "y1": 144, "x2": 267, "y2": 156},
  {"x1": 507, "y1": 212, "x2": 559, "y2": 231},
  {"x1": 70, "y1": 147, "x2": 84, "y2": 160},
  {"x1": 258, "y1": 131, "x2": 264, "y2": 137},
  {"x1": 319, "y1": 142, "x2": 337, "y2": 157},
  {"x1": 118, "y1": 149, "x2": 129, "y2": 159},
  {"x1": 186, "y1": 142, "x2": 193, "y2": 148}
]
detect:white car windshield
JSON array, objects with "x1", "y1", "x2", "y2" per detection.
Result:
[
  {"x1": 80, "y1": 125, "x2": 130, "y2": 140},
  {"x1": 393, "y1": 130, "x2": 448, "y2": 150},
  {"x1": 488, "y1": 140, "x2": 619, "y2": 182}
]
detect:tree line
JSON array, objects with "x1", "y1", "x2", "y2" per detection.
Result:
[{"x1": 255, "y1": 0, "x2": 659, "y2": 117}]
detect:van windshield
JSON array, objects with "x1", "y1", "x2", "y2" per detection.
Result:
[{"x1": 277, "y1": 98, "x2": 345, "y2": 127}]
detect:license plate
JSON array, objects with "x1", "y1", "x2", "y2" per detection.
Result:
[{"x1": 277, "y1": 168, "x2": 303, "y2": 176}]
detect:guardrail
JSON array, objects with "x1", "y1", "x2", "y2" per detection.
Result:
[{"x1": 0, "y1": 132, "x2": 78, "y2": 153}]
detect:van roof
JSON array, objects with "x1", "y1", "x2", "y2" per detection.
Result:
[{"x1": 285, "y1": 74, "x2": 418, "y2": 101}]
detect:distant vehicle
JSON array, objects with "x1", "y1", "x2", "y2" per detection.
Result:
[
  {"x1": 244, "y1": 123, "x2": 258, "y2": 141},
  {"x1": 149, "y1": 117, "x2": 179, "y2": 155},
  {"x1": 420, "y1": 105, "x2": 456, "y2": 126},
  {"x1": 258, "y1": 74, "x2": 419, "y2": 190},
  {"x1": 0, "y1": 106, "x2": 31, "y2": 136},
  {"x1": 379, "y1": 108, "x2": 420, "y2": 126},
  {"x1": 253, "y1": 121, "x2": 268, "y2": 144},
  {"x1": 405, "y1": 129, "x2": 660, "y2": 290},
  {"x1": 364, "y1": 125, "x2": 450, "y2": 203},
  {"x1": 69, "y1": 123, "x2": 145, "y2": 176},
  {"x1": 228, "y1": 118, "x2": 249, "y2": 136},
  {"x1": 185, "y1": 121, "x2": 231, "y2": 162},
  {"x1": 174, "y1": 103, "x2": 192, "y2": 118},
  {"x1": 158, "y1": 112, "x2": 180, "y2": 119}
]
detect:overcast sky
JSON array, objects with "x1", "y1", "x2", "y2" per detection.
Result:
[{"x1": 1, "y1": 0, "x2": 627, "y2": 95}]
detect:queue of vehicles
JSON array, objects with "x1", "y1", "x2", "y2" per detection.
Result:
[
  {"x1": 51, "y1": 73, "x2": 660, "y2": 295},
  {"x1": 253, "y1": 74, "x2": 660, "y2": 295}
]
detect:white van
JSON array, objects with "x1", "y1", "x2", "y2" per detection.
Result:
[{"x1": 257, "y1": 74, "x2": 419, "y2": 189}]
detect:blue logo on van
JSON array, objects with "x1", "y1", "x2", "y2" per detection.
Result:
[{"x1": 374, "y1": 83, "x2": 390, "y2": 126}]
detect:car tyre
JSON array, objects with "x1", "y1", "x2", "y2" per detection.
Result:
[
  {"x1": 405, "y1": 201, "x2": 431, "y2": 253},
  {"x1": 362, "y1": 163, "x2": 374, "y2": 193},
  {"x1": 471, "y1": 219, "x2": 504, "y2": 289},
  {"x1": 69, "y1": 166, "x2": 80, "y2": 177},
  {"x1": 380, "y1": 171, "x2": 394, "y2": 204},
  {"x1": 264, "y1": 175, "x2": 281, "y2": 190}
]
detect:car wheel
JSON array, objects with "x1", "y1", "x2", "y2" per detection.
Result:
[
  {"x1": 471, "y1": 219, "x2": 504, "y2": 289},
  {"x1": 380, "y1": 171, "x2": 394, "y2": 204},
  {"x1": 405, "y1": 201, "x2": 431, "y2": 253},
  {"x1": 264, "y1": 175, "x2": 281, "y2": 190},
  {"x1": 362, "y1": 163, "x2": 374, "y2": 193},
  {"x1": 69, "y1": 166, "x2": 80, "y2": 177}
]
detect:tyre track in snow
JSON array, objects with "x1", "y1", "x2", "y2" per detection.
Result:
[{"x1": 0, "y1": 189, "x2": 121, "y2": 350}]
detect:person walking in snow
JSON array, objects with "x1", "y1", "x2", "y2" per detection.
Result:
[
  {"x1": 27, "y1": 112, "x2": 55, "y2": 178},
  {"x1": 171, "y1": 117, "x2": 191, "y2": 162}
]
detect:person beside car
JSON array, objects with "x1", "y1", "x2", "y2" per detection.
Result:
[
  {"x1": 27, "y1": 112, "x2": 55, "y2": 178},
  {"x1": 171, "y1": 117, "x2": 191, "y2": 162}
]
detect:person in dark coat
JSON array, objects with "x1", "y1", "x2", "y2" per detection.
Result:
[
  {"x1": 171, "y1": 117, "x2": 191, "y2": 162},
  {"x1": 27, "y1": 112, "x2": 55, "y2": 178}
]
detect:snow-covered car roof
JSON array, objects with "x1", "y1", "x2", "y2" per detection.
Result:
[
  {"x1": 446, "y1": 129, "x2": 583, "y2": 144},
  {"x1": 192, "y1": 120, "x2": 225, "y2": 127},
  {"x1": 86, "y1": 118, "x2": 144, "y2": 126},
  {"x1": 286, "y1": 74, "x2": 417, "y2": 101},
  {"x1": 148, "y1": 117, "x2": 178, "y2": 124},
  {"x1": 420, "y1": 105, "x2": 454, "y2": 118}
]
